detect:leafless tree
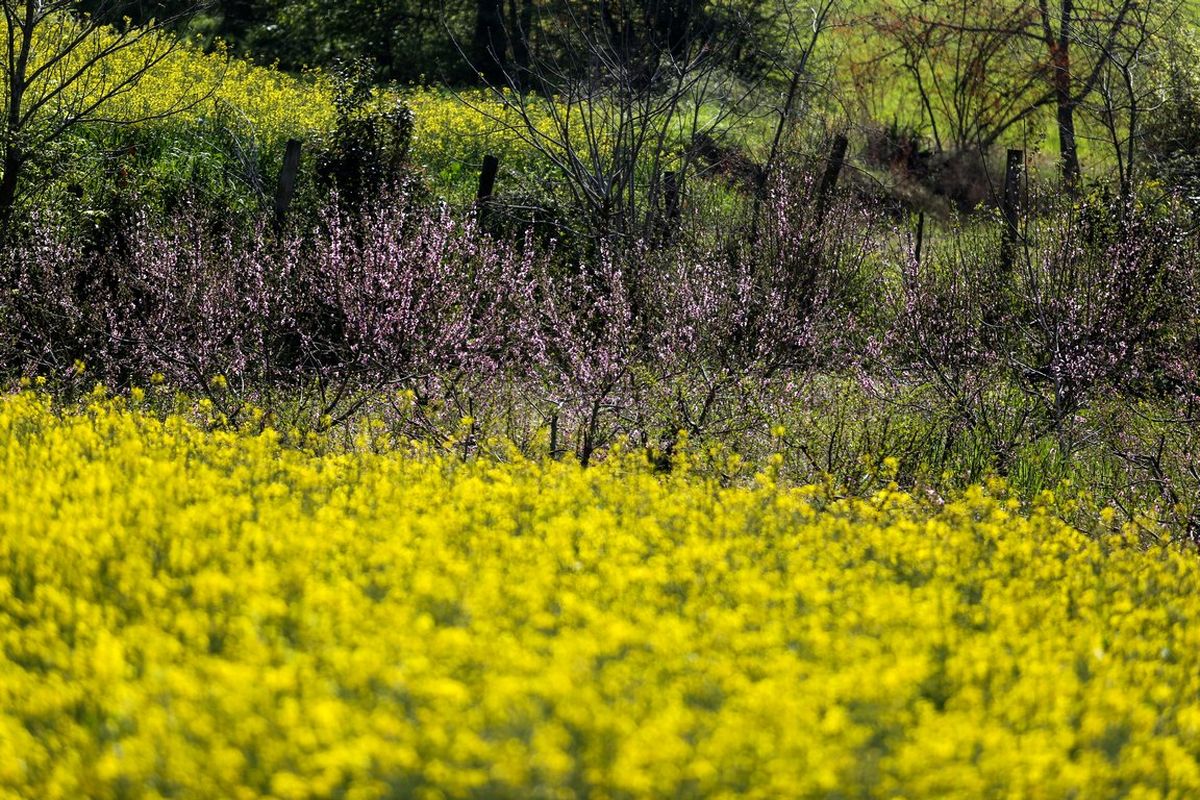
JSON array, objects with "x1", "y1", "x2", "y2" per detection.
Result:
[
  {"x1": 860, "y1": 0, "x2": 1040, "y2": 154},
  {"x1": 986, "y1": 0, "x2": 1141, "y2": 188},
  {"x1": 450, "y1": 0, "x2": 766, "y2": 247},
  {"x1": 859, "y1": 0, "x2": 1143, "y2": 190},
  {"x1": 751, "y1": 0, "x2": 837, "y2": 222},
  {"x1": 1, "y1": 0, "x2": 212, "y2": 225},
  {"x1": 1082, "y1": 0, "x2": 1181, "y2": 201}
]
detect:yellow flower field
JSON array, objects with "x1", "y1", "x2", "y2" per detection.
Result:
[
  {"x1": 0, "y1": 12, "x2": 335, "y2": 145},
  {"x1": 1, "y1": 391, "x2": 1199, "y2": 799}
]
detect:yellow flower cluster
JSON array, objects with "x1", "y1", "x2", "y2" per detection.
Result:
[
  {"x1": 1, "y1": 391, "x2": 1199, "y2": 799},
  {"x1": 404, "y1": 88, "x2": 560, "y2": 198},
  {"x1": 9, "y1": 10, "x2": 645, "y2": 193},
  {"x1": 84, "y1": 39, "x2": 335, "y2": 144},
  {"x1": 5, "y1": 13, "x2": 335, "y2": 145}
]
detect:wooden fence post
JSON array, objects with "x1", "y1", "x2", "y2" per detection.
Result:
[
  {"x1": 1001, "y1": 148, "x2": 1024, "y2": 271},
  {"x1": 663, "y1": 171, "x2": 681, "y2": 225},
  {"x1": 815, "y1": 133, "x2": 849, "y2": 222},
  {"x1": 549, "y1": 413, "x2": 560, "y2": 460},
  {"x1": 477, "y1": 154, "x2": 500, "y2": 224},
  {"x1": 273, "y1": 139, "x2": 302, "y2": 230},
  {"x1": 914, "y1": 211, "x2": 925, "y2": 268}
]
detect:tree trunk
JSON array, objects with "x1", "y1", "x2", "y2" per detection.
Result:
[
  {"x1": 0, "y1": 155, "x2": 20, "y2": 229},
  {"x1": 2, "y1": 9, "x2": 34, "y2": 230},
  {"x1": 648, "y1": 0, "x2": 694, "y2": 63},
  {"x1": 474, "y1": 0, "x2": 509, "y2": 85},
  {"x1": 1051, "y1": 0, "x2": 1082, "y2": 190},
  {"x1": 1055, "y1": 95, "x2": 1081, "y2": 190}
]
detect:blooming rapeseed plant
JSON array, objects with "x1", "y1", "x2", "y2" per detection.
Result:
[
  {"x1": 0, "y1": 391, "x2": 1198, "y2": 798},
  {"x1": 403, "y1": 87, "x2": 561, "y2": 198},
  {"x1": 0, "y1": 12, "x2": 336, "y2": 145},
  {"x1": 101, "y1": 38, "x2": 336, "y2": 144}
]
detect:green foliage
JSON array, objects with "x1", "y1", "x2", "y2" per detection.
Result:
[
  {"x1": 314, "y1": 60, "x2": 416, "y2": 207},
  {"x1": 403, "y1": 87, "x2": 564, "y2": 202},
  {"x1": 1145, "y1": 28, "x2": 1200, "y2": 205},
  {"x1": 0, "y1": 15, "x2": 337, "y2": 219}
]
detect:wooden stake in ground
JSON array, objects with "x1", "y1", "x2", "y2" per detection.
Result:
[
  {"x1": 814, "y1": 134, "x2": 849, "y2": 223},
  {"x1": 274, "y1": 139, "x2": 303, "y2": 231},
  {"x1": 914, "y1": 211, "x2": 926, "y2": 268},
  {"x1": 1001, "y1": 148, "x2": 1024, "y2": 271},
  {"x1": 477, "y1": 154, "x2": 500, "y2": 225}
]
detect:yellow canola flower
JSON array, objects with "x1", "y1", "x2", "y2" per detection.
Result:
[
  {"x1": 0, "y1": 390, "x2": 1198, "y2": 798},
  {"x1": 1, "y1": 12, "x2": 335, "y2": 146}
]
